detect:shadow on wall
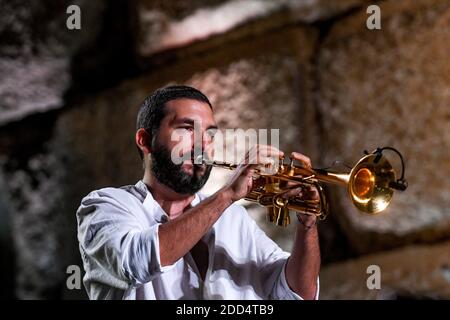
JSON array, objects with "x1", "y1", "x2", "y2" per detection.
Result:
[{"x1": 0, "y1": 182, "x2": 14, "y2": 299}]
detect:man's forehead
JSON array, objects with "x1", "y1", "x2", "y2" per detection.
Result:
[{"x1": 165, "y1": 98, "x2": 215, "y2": 124}]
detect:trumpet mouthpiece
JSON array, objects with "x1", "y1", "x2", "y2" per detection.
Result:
[{"x1": 194, "y1": 154, "x2": 213, "y2": 165}]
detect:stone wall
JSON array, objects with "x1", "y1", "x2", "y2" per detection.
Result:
[
  {"x1": 0, "y1": 0, "x2": 449, "y2": 299},
  {"x1": 0, "y1": 0, "x2": 135, "y2": 125},
  {"x1": 316, "y1": 0, "x2": 450, "y2": 254},
  {"x1": 321, "y1": 240, "x2": 450, "y2": 299}
]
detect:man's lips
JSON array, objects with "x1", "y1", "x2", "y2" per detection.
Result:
[
  {"x1": 181, "y1": 160, "x2": 207, "y2": 173},
  {"x1": 181, "y1": 156, "x2": 208, "y2": 166}
]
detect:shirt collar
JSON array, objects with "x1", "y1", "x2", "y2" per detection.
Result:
[{"x1": 136, "y1": 180, "x2": 201, "y2": 221}]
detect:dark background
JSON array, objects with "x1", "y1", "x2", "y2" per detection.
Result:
[{"x1": 0, "y1": 0, "x2": 449, "y2": 299}]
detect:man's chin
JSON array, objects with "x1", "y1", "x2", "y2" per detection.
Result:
[
  {"x1": 181, "y1": 163, "x2": 195, "y2": 176},
  {"x1": 182, "y1": 163, "x2": 207, "y2": 175}
]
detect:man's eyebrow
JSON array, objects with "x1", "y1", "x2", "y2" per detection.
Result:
[
  {"x1": 172, "y1": 118, "x2": 195, "y2": 125},
  {"x1": 172, "y1": 118, "x2": 218, "y2": 130}
]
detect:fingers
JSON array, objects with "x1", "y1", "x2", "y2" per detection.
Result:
[
  {"x1": 233, "y1": 163, "x2": 256, "y2": 179},
  {"x1": 285, "y1": 181, "x2": 302, "y2": 188},
  {"x1": 251, "y1": 176, "x2": 266, "y2": 189},
  {"x1": 253, "y1": 144, "x2": 284, "y2": 157},
  {"x1": 244, "y1": 145, "x2": 284, "y2": 166},
  {"x1": 281, "y1": 185, "x2": 319, "y2": 200},
  {"x1": 290, "y1": 152, "x2": 312, "y2": 169},
  {"x1": 301, "y1": 185, "x2": 319, "y2": 200},
  {"x1": 281, "y1": 187, "x2": 302, "y2": 199}
]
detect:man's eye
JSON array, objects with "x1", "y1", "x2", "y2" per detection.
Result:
[
  {"x1": 179, "y1": 126, "x2": 194, "y2": 131},
  {"x1": 206, "y1": 129, "x2": 217, "y2": 138}
]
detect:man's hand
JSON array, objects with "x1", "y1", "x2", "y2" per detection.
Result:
[
  {"x1": 222, "y1": 145, "x2": 284, "y2": 202},
  {"x1": 271, "y1": 151, "x2": 319, "y2": 226},
  {"x1": 284, "y1": 151, "x2": 321, "y2": 299}
]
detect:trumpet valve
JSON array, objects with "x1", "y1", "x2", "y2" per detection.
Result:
[
  {"x1": 275, "y1": 207, "x2": 290, "y2": 227},
  {"x1": 288, "y1": 157, "x2": 295, "y2": 176},
  {"x1": 278, "y1": 156, "x2": 285, "y2": 172}
]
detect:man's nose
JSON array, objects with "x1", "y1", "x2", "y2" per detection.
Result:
[
  {"x1": 192, "y1": 129, "x2": 211, "y2": 146},
  {"x1": 192, "y1": 130, "x2": 214, "y2": 158},
  {"x1": 203, "y1": 130, "x2": 215, "y2": 148}
]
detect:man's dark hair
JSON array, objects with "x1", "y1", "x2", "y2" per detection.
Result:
[{"x1": 136, "y1": 85, "x2": 213, "y2": 159}]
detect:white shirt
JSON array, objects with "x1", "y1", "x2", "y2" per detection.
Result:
[{"x1": 76, "y1": 180, "x2": 319, "y2": 300}]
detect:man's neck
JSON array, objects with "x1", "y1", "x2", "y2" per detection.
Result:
[{"x1": 143, "y1": 171, "x2": 195, "y2": 220}]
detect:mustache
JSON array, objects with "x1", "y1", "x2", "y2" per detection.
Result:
[{"x1": 179, "y1": 150, "x2": 212, "y2": 168}]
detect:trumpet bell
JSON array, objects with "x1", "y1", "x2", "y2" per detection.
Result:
[{"x1": 348, "y1": 153, "x2": 395, "y2": 214}]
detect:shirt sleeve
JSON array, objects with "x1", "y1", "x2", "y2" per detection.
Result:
[
  {"x1": 241, "y1": 209, "x2": 320, "y2": 300},
  {"x1": 274, "y1": 261, "x2": 320, "y2": 300},
  {"x1": 77, "y1": 190, "x2": 173, "y2": 290}
]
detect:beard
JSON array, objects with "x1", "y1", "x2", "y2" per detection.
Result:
[{"x1": 150, "y1": 140, "x2": 212, "y2": 195}]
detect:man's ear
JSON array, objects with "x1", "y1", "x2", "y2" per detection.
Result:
[{"x1": 136, "y1": 128, "x2": 152, "y2": 155}]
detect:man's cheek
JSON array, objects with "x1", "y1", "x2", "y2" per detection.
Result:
[
  {"x1": 171, "y1": 129, "x2": 187, "y2": 144},
  {"x1": 203, "y1": 143, "x2": 215, "y2": 160},
  {"x1": 170, "y1": 130, "x2": 193, "y2": 164}
]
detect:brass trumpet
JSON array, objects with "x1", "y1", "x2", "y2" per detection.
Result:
[{"x1": 198, "y1": 147, "x2": 407, "y2": 227}]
